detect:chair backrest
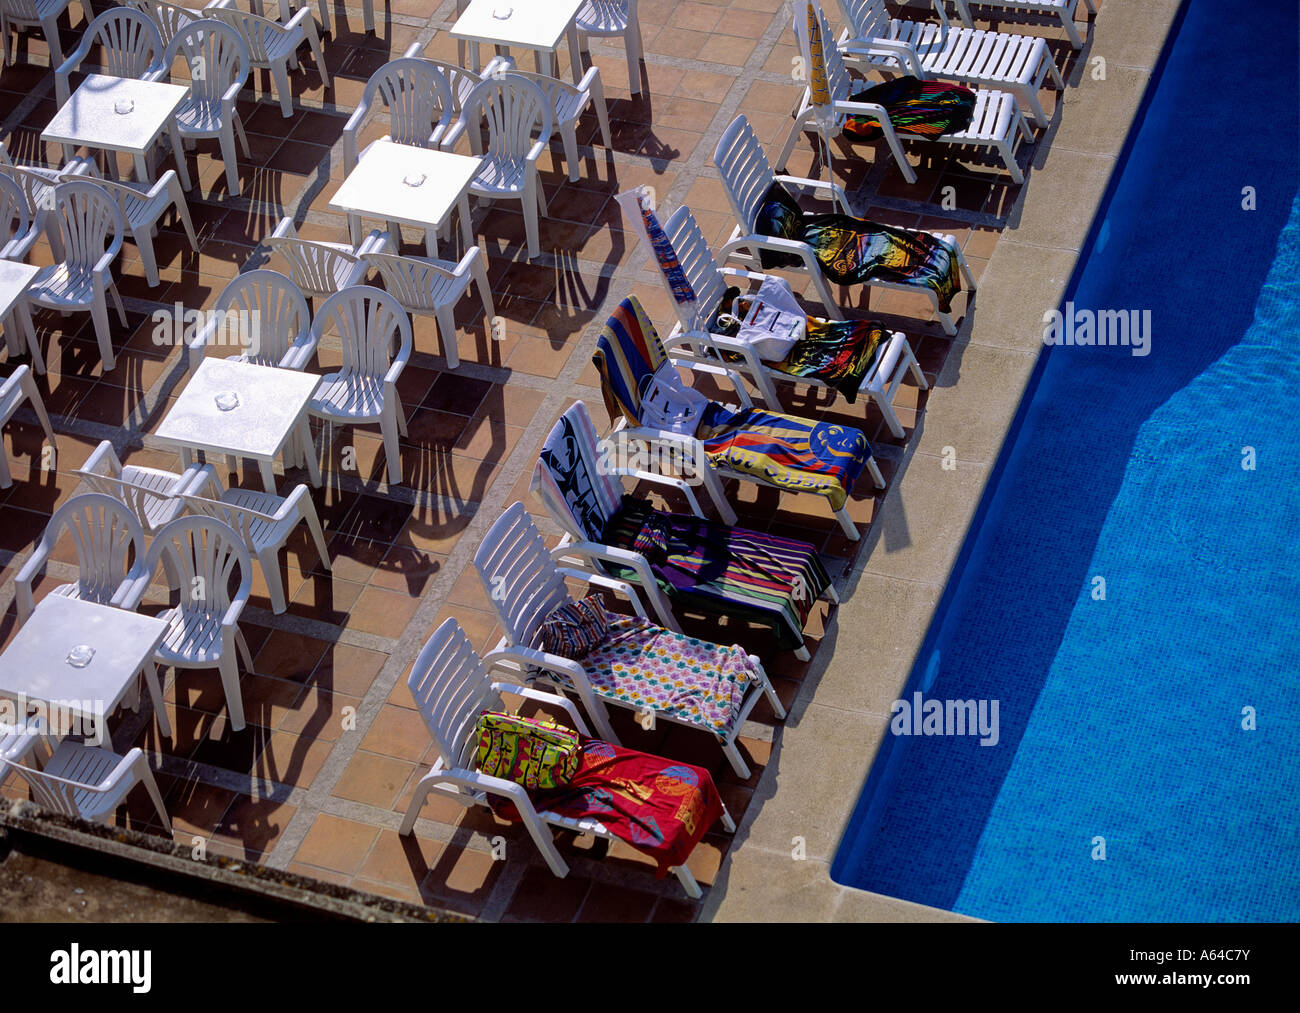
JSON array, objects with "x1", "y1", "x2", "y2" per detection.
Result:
[
  {"x1": 656, "y1": 204, "x2": 727, "y2": 333},
  {"x1": 472, "y1": 501, "x2": 572, "y2": 648},
  {"x1": 0, "y1": 162, "x2": 54, "y2": 220},
  {"x1": 179, "y1": 490, "x2": 279, "y2": 548},
  {"x1": 462, "y1": 74, "x2": 553, "y2": 165},
  {"x1": 575, "y1": 0, "x2": 636, "y2": 33},
  {"x1": 359, "y1": 251, "x2": 458, "y2": 313},
  {"x1": 0, "y1": 0, "x2": 43, "y2": 21},
  {"x1": 0, "y1": 172, "x2": 32, "y2": 257},
  {"x1": 591, "y1": 294, "x2": 669, "y2": 428},
  {"x1": 2, "y1": 755, "x2": 108, "y2": 818},
  {"x1": 531, "y1": 401, "x2": 624, "y2": 544},
  {"x1": 212, "y1": 269, "x2": 309, "y2": 365},
  {"x1": 210, "y1": 7, "x2": 285, "y2": 63},
  {"x1": 793, "y1": 1, "x2": 853, "y2": 107},
  {"x1": 263, "y1": 229, "x2": 355, "y2": 299},
  {"x1": 126, "y1": 0, "x2": 204, "y2": 49},
  {"x1": 51, "y1": 180, "x2": 125, "y2": 271},
  {"x1": 76, "y1": 8, "x2": 165, "y2": 80},
  {"x1": 407, "y1": 617, "x2": 502, "y2": 772},
  {"x1": 73, "y1": 471, "x2": 177, "y2": 534},
  {"x1": 37, "y1": 493, "x2": 147, "y2": 605},
  {"x1": 713, "y1": 115, "x2": 778, "y2": 234},
  {"x1": 421, "y1": 58, "x2": 482, "y2": 113},
  {"x1": 164, "y1": 18, "x2": 248, "y2": 106},
  {"x1": 362, "y1": 57, "x2": 455, "y2": 150},
  {"x1": 143, "y1": 514, "x2": 251, "y2": 619},
  {"x1": 838, "y1": 0, "x2": 894, "y2": 42},
  {"x1": 309, "y1": 285, "x2": 412, "y2": 382}
]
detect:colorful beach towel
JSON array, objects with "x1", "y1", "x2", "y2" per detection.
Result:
[
  {"x1": 592, "y1": 296, "x2": 873, "y2": 510},
  {"x1": 843, "y1": 75, "x2": 976, "y2": 141},
  {"x1": 602, "y1": 496, "x2": 830, "y2": 650},
  {"x1": 491, "y1": 739, "x2": 724, "y2": 877},
  {"x1": 708, "y1": 286, "x2": 890, "y2": 403},
  {"x1": 754, "y1": 183, "x2": 962, "y2": 311}
]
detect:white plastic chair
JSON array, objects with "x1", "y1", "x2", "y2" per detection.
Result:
[
  {"x1": 125, "y1": 0, "x2": 234, "y2": 50},
  {"x1": 714, "y1": 114, "x2": 976, "y2": 333},
  {"x1": 185, "y1": 268, "x2": 314, "y2": 373},
  {"x1": 73, "y1": 439, "x2": 195, "y2": 535},
  {"x1": 54, "y1": 6, "x2": 167, "y2": 109},
  {"x1": 836, "y1": 0, "x2": 1064, "y2": 127},
  {"x1": 25, "y1": 179, "x2": 128, "y2": 371},
  {"x1": 2, "y1": 720, "x2": 171, "y2": 833},
  {"x1": 653, "y1": 203, "x2": 928, "y2": 440},
  {"x1": 0, "y1": 173, "x2": 44, "y2": 369},
  {"x1": 342, "y1": 55, "x2": 455, "y2": 176},
  {"x1": 0, "y1": 140, "x2": 99, "y2": 263},
  {"x1": 57, "y1": 170, "x2": 198, "y2": 289},
  {"x1": 0, "y1": 0, "x2": 93, "y2": 68},
  {"x1": 180, "y1": 466, "x2": 330, "y2": 615},
  {"x1": 118, "y1": 514, "x2": 254, "y2": 732},
  {"x1": 306, "y1": 285, "x2": 411, "y2": 487},
  {"x1": 263, "y1": 217, "x2": 392, "y2": 304},
  {"x1": 575, "y1": 0, "x2": 643, "y2": 97},
  {"x1": 251, "y1": 0, "x2": 333, "y2": 36},
  {"x1": 211, "y1": 5, "x2": 328, "y2": 119},
  {"x1": 493, "y1": 61, "x2": 612, "y2": 184},
  {"x1": 0, "y1": 364, "x2": 55, "y2": 488},
  {"x1": 474, "y1": 501, "x2": 785, "y2": 778},
  {"x1": 14, "y1": 492, "x2": 147, "y2": 628},
  {"x1": 950, "y1": 0, "x2": 1095, "y2": 50},
  {"x1": 164, "y1": 18, "x2": 251, "y2": 195},
  {"x1": 399, "y1": 616, "x2": 732, "y2": 898},
  {"x1": 444, "y1": 74, "x2": 553, "y2": 260},
  {"x1": 358, "y1": 248, "x2": 493, "y2": 370}
]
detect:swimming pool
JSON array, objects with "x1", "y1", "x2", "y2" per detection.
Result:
[{"x1": 830, "y1": 0, "x2": 1300, "y2": 921}]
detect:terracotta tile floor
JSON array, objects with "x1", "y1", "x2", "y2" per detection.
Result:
[{"x1": 0, "y1": 0, "x2": 1089, "y2": 920}]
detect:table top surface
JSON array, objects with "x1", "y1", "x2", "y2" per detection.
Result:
[
  {"x1": 0, "y1": 261, "x2": 40, "y2": 317},
  {"x1": 450, "y1": 0, "x2": 585, "y2": 49},
  {"x1": 329, "y1": 141, "x2": 482, "y2": 228},
  {"x1": 155, "y1": 359, "x2": 320, "y2": 459},
  {"x1": 0, "y1": 596, "x2": 168, "y2": 706},
  {"x1": 42, "y1": 74, "x2": 190, "y2": 152}
]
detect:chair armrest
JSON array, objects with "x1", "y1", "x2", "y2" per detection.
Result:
[
  {"x1": 342, "y1": 100, "x2": 371, "y2": 174},
  {"x1": 526, "y1": 139, "x2": 548, "y2": 164},
  {"x1": 109, "y1": 565, "x2": 151, "y2": 608},
  {"x1": 284, "y1": 7, "x2": 314, "y2": 32},
  {"x1": 276, "y1": 482, "x2": 311, "y2": 522},
  {"x1": 774, "y1": 172, "x2": 850, "y2": 213},
  {"x1": 480, "y1": 670, "x2": 592, "y2": 736},
  {"x1": 182, "y1": 462, "x2": 225, "y2": 498},
  {"x1": 555, "y1": 541, "x2": 678, "y2": 631},
  {"x1": 270, "y1": 216, "x2": 297, "y2": 241},
  {"x1": 187, "y1": 309, "x2": 222, "y2": 372},
  {"x1": 220, "y1": 597, "x2": 247, "y2": 630},
  {"x1": 13, "y1": 539, "x2": 53, "y2": 622},
  {"x1": 277, "y1": 329, "x2": 318, "y2": 370},
  {"x1": 81, "y1": 440, "x2": 123, "y2": 477},
  {"x1": 441, "y1": 114, "x2": 469, "y2": 153},
  {"x1": 354, "y1": 228, "x2": 394, "y2": 257},
  {"x1": 221, "y1": 79, "x2": 244, "y2": 111}
]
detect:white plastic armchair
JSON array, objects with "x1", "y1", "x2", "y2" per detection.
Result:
[
  {"x1": 306, "y1": 285, "x2": 412, "y2": 487},
  {"x1": 125, "y1": 0, "x2": 235, "y2": 50},
  {"x1": 0, "y1": 141, "x2": 100, "y2": 263},
  {"x1": 117, "y1": 514, "x2": 254, "y2": 732},
  {"x1": 714, "y1": 114, "x2": 976, "y2": 333},
  {"x1": 658, "y1": 203, "x2": 929, "y2": 437},
  {"x1": 444, "y1": 74, "x2": 553, "y2": 260},
  {"x1": 211, "y1": 5, "x2": 328, "y2": 119},
  {"x1": 776, "y1": 1, "x2": 915, "y2": 182},
  {"x1": 358, "y1": 248, "x2": 493, "y2": 370},
  {"x1": 0, "y1": 0, "x2": 93, "y2": 68},
  {"x1": 180, "y1": 465, "x2": 330, "y2": 614},
  {"x1": 398, "y1": 616, "x2": 729, "y2": 898},
  {"x1": 73, "y1": 439, "x2": 196, "y2": 535},
  {"x1": 0, "y1": 173, "x2": 43, "y2": 368},
  {"x1": 185, "y1": 268, "x2": 314, "y2": 373},
  {"x1": 164, "y1": 18, "x2": 251, "y2": 194},
  {"x1": 474, "y1": 502, "x2": 784, "y2": 777},
  {"x1": 57, "y1": 170, "x2": 198, "y2": 288},
  {"x1": 0, "y1": 364, "x2": 55, "y2": 488},
  {"x1": 25, "y1": 180, "x2": 129, "y2": 371},
  {"x1": 949, "y1": 0, "x2": 1095, "y2": 50},
  {"x1": 14, "y1": 492, "x2": 147, "y2": 629},
  {"x1": 342, "y1": 56, "x2": 456, "y2": 175},
  {"x1": 575, "y1": 0, "x2": 643, "y2": 97},
  {"x1": 2, "y1": 718, "x2": 171, "y2": 833},
  {"x1": 493, "y1": 61, "x2": 612, "y2": 184},
  {"x1": 54, "y1": 6, "x2": 166, "y2": 109},
  {"x1": 263, "y1": 216, "x2": 392, "y2": 304}
]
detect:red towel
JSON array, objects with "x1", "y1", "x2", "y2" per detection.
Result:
[{"x1": 491, "y1": 737, "x2": 725, "y2": 877}]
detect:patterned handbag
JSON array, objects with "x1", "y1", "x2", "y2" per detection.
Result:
[{"x1": 475, "y1": 711, "x2": 582, "y2": 791}]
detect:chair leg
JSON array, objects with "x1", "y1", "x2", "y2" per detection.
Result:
[
  {"x1": 560, "y1": 122, "x2": 579, "y2": 182},
  {"x1": 0, "y1": 441, "x2": 10, "y2": 488},
  {"x1": 473, "y1": 255, "x2": 495, "y2": 321},
  {"x1": 271, "y1": 62, "x2": 294, "y2": 118},
  {"x1": 399, "y1": 775, "x2": 435, "y2": 835},
  {"x1": 307, "y1": 24, "x2": 330, "y2": 90},
  {"x1": 379, "y1": 406, "x2": 404, "y2": 485},
  {"x1": 235, "y1": 629, "x2": 255, "y2": 672},
  {"x1": 90, "y1": 300, "x2": 116, "y2": 371},
  {"x1": 218, "y1": 127, "x2": 242, "y2": 195},
  {"x1": 522, "y1": 180, "x2": 541, "y2": 259},
  {"x1": 434, "y1": 304, "x2": 459, "y2": 369},
  {"x1": 363, "y1": 0, "x2": 375, "y2": 34},
  {"x1": 774, "y1": 111, "x2": 811, "y2": 173},
  {"x1": 626, "y1": 21, "x2": 643, "y2": 96},
  {"x1": 16, "y1": 301, "x2": 45, "y2": 375},
  {"x1": 135, "y1": 757, "x2": 172, "y2": 834},
  {"x1": 19, "y1": 370, "x2": 54, "y2": 445},
  {"x1": 258, "y1": 545, "x2": 287, "y2": 613},
  {"x1": 41, "y1": 15, "x2": 62, "y2": 69},
  {"x1": 134, "y1": 227, "x2": 161, "y2": 288},
  {"x1": 301, "y1": 501, "x2": 331, "y2": 570},
  {"x1": 217, "y1": 653, "x2": 246, "y2": 731}
]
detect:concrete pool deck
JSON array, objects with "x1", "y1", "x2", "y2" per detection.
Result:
[{"x1": 0, "y1": 0, "x2": 1183, "y2": 921}]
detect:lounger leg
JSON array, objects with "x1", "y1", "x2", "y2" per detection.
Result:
[
  {"x1": 1061, "y1": 13, "x2": 1083, "y2": 49},
  {"x1": 793, "y1": 642, "x2": 810, "y2": 662},
  {"x1": 824, "y1": 583, "x2": 840, "y2": 604},
  {"x1": 399, "y1": 775, "x2": 436, "y2": 835},
  {"x1": 1021, "y1": 87, "x2": 1048, "y2": 129},
  {"x1": 672, "y1": 865, "x2": 702, "y2": 900},
  {"x1": 752, "y1": 657, "x2": 787, "y2": 720},
  {"x1": 1001, "y1": 140, "x2": 1024, "y2": 185},
  {"x1": 774, "y1": 110, "x2": 812, "y2": 173},
  {"x1": 722, "y1": 738, "x2": 752, "y2": 779},
  {"x1": 876, "y1": 392, "x2": 906, "y2": 440},
  {"x1": 867, "y1": 457, "x2": 885, "y2": 488},
  {"x1": 719, "y1": 806, "x2": 737, "y2": 833}
]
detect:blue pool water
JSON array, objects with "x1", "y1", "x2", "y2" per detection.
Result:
[{"x1": 831, "y1": 0, "x2": 1300, "y2": 921}]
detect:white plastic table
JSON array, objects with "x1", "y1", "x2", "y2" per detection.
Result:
[
  {"x1": 0, "y1": 596, "x2": 171, "y2": 741},
  {"x1": 154, "y1": 359, "x2": 322, "y2": 493},
  {"x1": 451, "y1": 0, "x2": 585, "y2": 82},
  {"x1": 41, "y1": 74, "x2": 193, "y2": 190},
  {"x1": 329, "y1": 140, "x2": 481, "y2": 257},
  {"x1": 0, "y1": 262, "x2": 40, "y2": 358}
]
